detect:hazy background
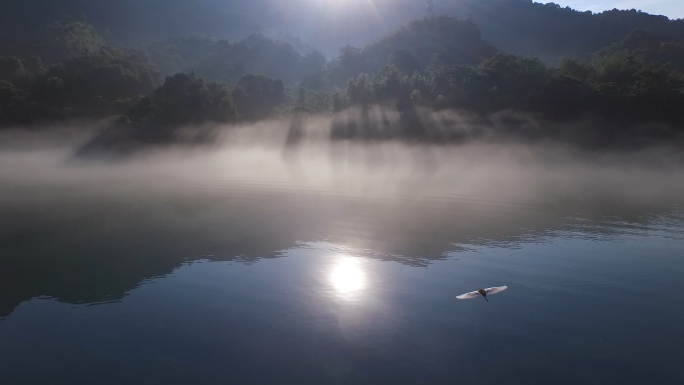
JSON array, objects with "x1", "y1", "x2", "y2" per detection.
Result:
[{"x1": 2, "y1": 120, "x2": 683, "y2": 319}]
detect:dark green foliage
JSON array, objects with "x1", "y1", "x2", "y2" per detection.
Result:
[
  {"x1": 337, "y1": 49, "x2": 684, "y2": 129},
  {"x1": 588, "y1": 54, "x2": 684, "y2": 123},
  {"x1": 301, "y1": 90, "x2": 332, "y2": 113},
  {"x1": 390, "y1": 49, "x2": 421, "y2": 75},
  {"x1": 0, "y1": 0, "x2": 261, "y2": 49},
  {"x1": 2, "y1": 0, "x2": 684, "y2": 68},
  {"x1": 24, "y1": 56, "x2": 47, "y2": 77},
  {"x1": 300, "y1": 70, "x2": 329, "y2": 92},
  {"x1": 168, "y1": 34, "x2": 307, "y2": 86},
  {"x1": 3, "y1": 21, "x2": 106, "y2": 67},
  {"x1": 232, "y1": 74, "x2": 286, "y2": 120},
  {"x1": 0, "y1": 81, "x2": 27, "y2": 124},
  {"x1": 30, "y1": 48, "x2": 161, "y2": 118},
  {"x1": 128, "y1": 73, "x2": 237, "y2": 127},
  {"x1": 345, "y1": 66, "x2": 418, "y2": 106},
  {"x1": 0, "y1": 0, "x2": 683, "y2": 145},
  {"x1": 334, "y1": 46, "x2": 364, "y2": 86},
  {"x1": 332, "y1": 89, "x2": 349, "y2": 113},
  {"x1": 303, "y1": 51, "x2": 326, "y2": 73},
  {"x1": 558, "y1": 58, "x2": 592, "y2": 81},
  {"x1": 300, "y1": 50, "x2": 329, "y2": 91},
  {"x1": 0, "y1": 56, "x2": 36, "y2": 90},
  {"x1": 329, "y1": 16, "x2": 497, "y2": 86},
  {"x1": 38, "y1": 21, "x2": 105, "y2": 65},
  {"x1": 146, "y1": 36, "x2": 219, "y2": 76},
  {"x1": 596, "y1": 29, "x2": 684, "y2": 74},
  {"x1": 296, "y1": 88, "x2": 306, "y2": 108},
  {"x1": 476, "y1": 53, "x2": 549, "y2": 111},
  {"x1": 441, "y1": 0, "x2": 684, "y2": 64},
  {"x1": 370, "y1": 16, "x2": 496, "y2": 68}
]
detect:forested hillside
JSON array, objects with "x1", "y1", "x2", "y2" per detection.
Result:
[
  {"x1": 441, "y1": 0, "x2": 684, "y2": 65},
  {"x1": 3, "y1": 0, "x2": 683, "y2": 60},
  {"x1": 0, "y1": 1, "x2": 683, "y2": 146}
]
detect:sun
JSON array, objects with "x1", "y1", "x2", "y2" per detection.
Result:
[{"x1": 329, "y1": 258, "x2": 367, "y2": 294}]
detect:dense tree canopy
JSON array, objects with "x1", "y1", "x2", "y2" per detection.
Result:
[
  {"x1": 0, "y1": 1, "x2": 683, "y2": 145},
  {"x1": 440, "y1": 0, "x2": 684, "y2": 65},
  {"x1": 1, "y1": 21, "x2": 105, "y2": 66},
  {"x1": 232, "y1": 74, "x2": 286, "y2": 120},
  {"x1": 30, "y1": 47, "x2": 161, "y2": 119},
  {"x1": 328, "y1": 16, "x2": 496, "y2": 85},
  {"x1": 2, "y1": 0, "x2": 684, "y2": 63},
  {"x1": 128, "y1": 73, "x2": 237, "y2": 128}
]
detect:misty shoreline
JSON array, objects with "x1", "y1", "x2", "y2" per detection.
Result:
[
  {"x1": 1, "y1": 114, "x2": 683, "y2": 172},
  {"x1": 2, "y1": 125, "x2": 684, "y2": 318},
  {"x1": 7, "y1": 106, "x2": 678, "y2": 159}
]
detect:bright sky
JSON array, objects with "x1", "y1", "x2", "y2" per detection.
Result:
[{"x1": 552, "y1": 0, "x2": 684, "y2": 19}]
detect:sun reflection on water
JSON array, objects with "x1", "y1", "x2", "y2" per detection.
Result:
[{"x1": 329, "y1": 258, "x2": 367, "y2": 295}]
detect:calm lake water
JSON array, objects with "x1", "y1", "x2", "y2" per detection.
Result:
[{"x1": 1, "y1": 128, "x2": 683, "y2": 384}]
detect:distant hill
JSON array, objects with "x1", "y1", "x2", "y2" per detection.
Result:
[
  {"x1": 2, "y1": 0, "x2": 684, "y2": 138},
  {"x1": 328, "y1": 16, "x2": 497, "y2": 85},
  {"x1": 440, "y1": 0, "x2": 684, "y2": 64},
  {"x1": 2, "y1": 0, "x2": 683, "y2": 65},
  {"x1": 0, "y1": 0, "x2": 261, "y2": 46}
]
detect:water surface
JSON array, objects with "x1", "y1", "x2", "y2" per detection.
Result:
[{"x1": 1, "y1": 128, "x2": 683, "y2": 384}]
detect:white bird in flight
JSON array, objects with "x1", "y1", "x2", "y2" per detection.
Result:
[{"x1": 456, "y1": 286, "x2": 508, "y2": 302}]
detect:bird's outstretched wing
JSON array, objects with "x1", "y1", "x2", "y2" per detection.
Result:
[
  {"x1": 456, "y1": 291, "x2": 481, "y2": 299},
  {"x1": 484, "y1": 286, "x2": 508, "y2": 295}
]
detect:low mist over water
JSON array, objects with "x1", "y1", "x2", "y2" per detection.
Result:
[
  {"x1": 2, "y1": 120, "x2": 683, "y2": 306},
  {"x1": 1, "y1": 122, "x2": 683, "y2": 384}
]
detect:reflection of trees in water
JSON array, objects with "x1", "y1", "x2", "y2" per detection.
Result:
[{"x1": 0, "y1": 187, "x2": 682, "y2": 318}]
